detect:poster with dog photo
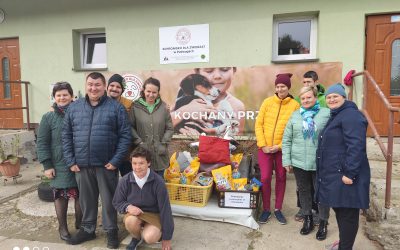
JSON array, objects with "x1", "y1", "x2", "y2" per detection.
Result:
[{"x1": 108, "y1": 62, "x2": 342, "y2": 136}]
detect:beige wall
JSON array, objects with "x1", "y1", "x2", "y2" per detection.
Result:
[{"x1": 0, "y1": 0, "x2": 399, "y2": 122}]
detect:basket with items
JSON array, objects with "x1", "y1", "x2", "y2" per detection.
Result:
[{"x1": 164, "y1": 133, "x2": 261, "y2": 209}]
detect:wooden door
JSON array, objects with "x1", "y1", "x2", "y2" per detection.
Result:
[
  {"x1": 366, "y1": 14, "x2": 400, "y2": 136},
  {"x1": 0, "y1": 38, "x2": 23, "y2": 128}
]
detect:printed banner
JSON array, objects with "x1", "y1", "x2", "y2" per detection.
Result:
[
  {"x1": 106, "y1": 62, "x2": 342, "y2": 136},
  {"x1": 159, "y1": 24, "x2": 209, "y2": 64}
]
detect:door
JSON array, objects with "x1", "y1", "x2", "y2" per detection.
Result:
[
  {"x1": 0, "y1": 38, "x2": 23, "y2": 128},
  {"x1": 366, "y1": 14, "x2": 400, "y2": 136}
]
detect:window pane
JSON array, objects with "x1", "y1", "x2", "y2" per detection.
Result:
[
  {"x1": 278, "y1": 21, "x2": 311, "y2": 55},
  {"x1": 86, "y1": 36, "x2": 106, "y2": 64},
  {"x1": 391, "y1": 39, "x2": 400, "y2": 96},
  {"x1": 2, "y1": 57, "x2": 11, "y2": 99}
]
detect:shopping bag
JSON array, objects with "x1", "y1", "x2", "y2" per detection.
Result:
[{"x1": 198, "y1": 135, "x2": 231, "y2": 164}]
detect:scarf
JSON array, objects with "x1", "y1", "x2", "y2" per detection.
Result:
[{"x1": 300, "y1": 101, "x2": 320, "y2": 142}]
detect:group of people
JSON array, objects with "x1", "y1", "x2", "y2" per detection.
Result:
[
  {"x1": 36, "y1": 69, "x2": 371, "y2": 250},
  {"x1": 255, "y1": 71, "x2": 371, "y2": 250},
  {"x1": 37, "y1": 72, "x2": 174, "y2": 250}
]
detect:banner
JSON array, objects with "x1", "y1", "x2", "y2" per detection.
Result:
[{"x1": 108, "y1": 62, "x2": 342, "y2": 136}]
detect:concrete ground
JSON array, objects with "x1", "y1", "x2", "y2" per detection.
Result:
[{"x1": 0, "y1": 162, "x2": 383, "y2": 250}]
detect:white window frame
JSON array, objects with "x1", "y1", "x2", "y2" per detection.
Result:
[
  {"x1": 272, "y1": 15, "x2": 318, "y2": 62},
  {"x1": 80, "y1": 33, "x2": 107, "y2": 69}
]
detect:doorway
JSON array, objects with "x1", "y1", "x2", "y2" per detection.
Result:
[
  {"x1": 0, "y1": 38, "x2": 23, "y2": 129},
  {"x1": 365, "y1": 14, "x2": 400, "y2": 136}
]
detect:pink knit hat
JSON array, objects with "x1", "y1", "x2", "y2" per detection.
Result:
[{"x1": 275, "y1": 73, "x2": 293, "y2": 89}]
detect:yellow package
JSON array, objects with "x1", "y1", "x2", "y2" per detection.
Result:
[
  {"x1": 231, "y1": 153, "x2": 243, "y2": 164},
  {"x1": 232, "y1": 178, "x2": 247, "y2": 191},
  {"x1": 169, "y1": 152, "x2": 181, "y2": 172},
  {"x1": 211, "y1": 165, "x2": 232, "y2": 190},
  {"x1": 183, "y1": 158, "x2": 200, "y2": 183}
]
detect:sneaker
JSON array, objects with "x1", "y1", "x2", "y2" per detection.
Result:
[
  {"x1": 325, "y1": 240, "x2": 339, "y2": 250},
  {"x1": 294, "y1": 209, "x2": 304, "y2": 222},
  {"x1": 66, "y1": 229, "x2": 96, "y2": 245},
  {"x1": 107, "y1": 229, "x2": 119, "y2": 249},
  {"x1": 274, "y1": 210, "x2": 287, "y2": 225},
  {"x1": 126, "y1": 237, "x2": 143, "y2": 250},
  {"x1": 258, "y1": 210, "x2": 272, "y2": 224}
]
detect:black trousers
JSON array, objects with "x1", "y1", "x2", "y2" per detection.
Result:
[{"x1": 332, "y1": 207, "x2": 360, "y2": 250}]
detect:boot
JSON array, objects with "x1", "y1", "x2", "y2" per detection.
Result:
[
  {"x1": 54, "y1": 198, "x2": 71, "y2": 241},
  {"x1": 300, "y1": 214, "x2": 314, "y2": 235},
  {"x1": 316, "y1": 220, "x2": 328, "y2": 241},
  {"x1": 74, "y1": 199, "x2": 82, "y2": 229},
  {"x1": 107, "y1": 229, "x2": 119, "y2": 249}
]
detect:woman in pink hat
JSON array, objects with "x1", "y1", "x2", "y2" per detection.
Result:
[{"x1": 255, "y1": 73, "x2": 300, "y2": 225}]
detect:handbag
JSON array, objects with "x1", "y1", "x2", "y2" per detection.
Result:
[{"x1": 198, "y1": 135, "x2": 231, "y2": 164}]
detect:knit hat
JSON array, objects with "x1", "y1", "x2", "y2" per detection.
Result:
[
  {"x1": 275, "y1": 73, "x2": 293, "y2": 89},
  {"x1": 108, "y1": 74, "x2": 125, "y2": 92},
  {"x1": 325, "y1": 83, "x2": 346, "y2": 98}
]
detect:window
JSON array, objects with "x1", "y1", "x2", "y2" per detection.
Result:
[
  {"x1": 2, "y1": 57, "x2": 11, "y2": 99},
  {"x1": 72, "y1": 29, "x2": 107, "y2": 70},
  {"x1": 272, "y1": 15, "x2": 318, "y2": 62},
  {"x1": 391, "y1": 39, "x2": 400, "y2": 96}
]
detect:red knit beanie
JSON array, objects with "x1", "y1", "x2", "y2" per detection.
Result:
[{"x1": 275, "y1": 73, "x2": 293, "y2": 89}]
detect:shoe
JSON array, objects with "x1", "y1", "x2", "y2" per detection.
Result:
[
  {"x1": 126, "y1": 237, "x2": 143, "y2": 250},
  {"x1": 325, "y1": 240, "x2": 339, "y2": 250},
  {"x1": 294, "y1": 209, "x2": 304, "y2": 222},
  {"x1": 300, "y1": 215, "x2": 314, "y2": 235},
  {"x1": 316, "y1": 220, "x2": 328, "y2": 241},
  {"x1": 66, "y1": 229, "x2": 96, "y2": 245},
  {"x1": 107, "y1": 229, "x2": 119, "y2": 249},
  {"x1": 312, "y1": 211, "x2": 320, "y2": 226},
  {"x1": 59, "y1": 232, "x2": 71, "y2": 241},
  {"x1": 258, "y1": 210, "x2": 271, "y2": 224},
  {"x1": 274, "y1": 210, "x2": 287, "y2": 225}
]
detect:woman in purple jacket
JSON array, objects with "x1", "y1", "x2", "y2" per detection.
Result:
[{"x1": 112, "y1": 147, "x2": 174, "y2": 250}]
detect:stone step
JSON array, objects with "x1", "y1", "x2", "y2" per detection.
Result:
[
  {"x1": 364, "y1": 221, "x2": 400, "y2": 250},
  {"x1": 370, "y1": 178, "x2": 400, "y2": 202},
  {"x1": 369, "y1": 160, "x2": 400, "y2": 180},
  {"x1": 366, "y1": 138, "x2": 400, "y2": 162}
]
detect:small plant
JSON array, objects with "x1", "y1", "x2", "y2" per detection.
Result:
[{"x1": 0, "y1": 134, "x2": 20, "y2": 165}]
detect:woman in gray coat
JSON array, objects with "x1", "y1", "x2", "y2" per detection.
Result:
[
  {"x1": 129, "y1": 77, "x2": 174, "y2": 176},
  {"x1": 37, "y1": 82, "x2": 82, "y2": 241},
  {"x1": 282, "y1": 86, "x2": 330, "y2": 238}
]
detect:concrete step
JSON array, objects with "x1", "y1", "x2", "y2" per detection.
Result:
[
  {"x1": 364, "y1": 221, "x2": 400, "y2": 250},
  {"x1": 366, "y1": 138, "x2": 400, "y2": 162},
  {"x1": 369, "y1": 160, "x2": 400, "y2": 180},
  {"x1": 367, "y1": 178, "x2": 400, "y2": 226}
]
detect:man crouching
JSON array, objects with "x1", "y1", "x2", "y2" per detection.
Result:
[{"x1": 113, "y1": 147, "x2": 174, "y2": 250}]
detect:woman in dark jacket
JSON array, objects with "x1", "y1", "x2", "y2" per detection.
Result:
[
  {"x1": 129, "y1": 77, "x2": 174, "y2": 176},
  {"x1": 37, "y1": 82, "x2": 82, "y2": 241},
  {"x1": 316, "y1": 83, "x2": 370, "y2": 250}
]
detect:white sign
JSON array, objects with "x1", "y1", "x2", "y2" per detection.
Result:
[
  {"x1": 224, "y1": 192, "x2": 251, "y2": 208},
  {"x1": 159, "y1": 24, "x2": 209, "y2": 64}
]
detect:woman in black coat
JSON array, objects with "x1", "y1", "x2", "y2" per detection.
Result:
[{"x1": 316, "y1": 83, "x2": 370, "y2": 250}]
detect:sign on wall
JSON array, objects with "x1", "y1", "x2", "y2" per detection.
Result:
[
  {"x1": 109, "y1": 62, "x2": 342, "y2": 136},
  {"x1": 159, "y1": 24, "x2": 209, "y2": 64}
]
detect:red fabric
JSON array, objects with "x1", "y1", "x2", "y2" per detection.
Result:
[
  {"x1": 198, "y1": 136, "x2": 231, "y2": 164},
  {"x1": 344, "y1": 70, "x2": 356, "y2": 86}
]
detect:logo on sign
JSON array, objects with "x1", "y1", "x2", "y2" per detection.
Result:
[
  {"x1": 176, "y1": 28, "x2": 191, "y2": 45},
  {"x1": 122, "y1": 74, "x2": 143, "y2": 101}
]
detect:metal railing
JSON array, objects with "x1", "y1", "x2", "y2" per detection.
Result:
[
  {"x1": 349, "y1": 71, "x2": 400, "y2": 208},
  {"x1": 0, "y1": 80, "x2": 32, "y2": 130}
]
